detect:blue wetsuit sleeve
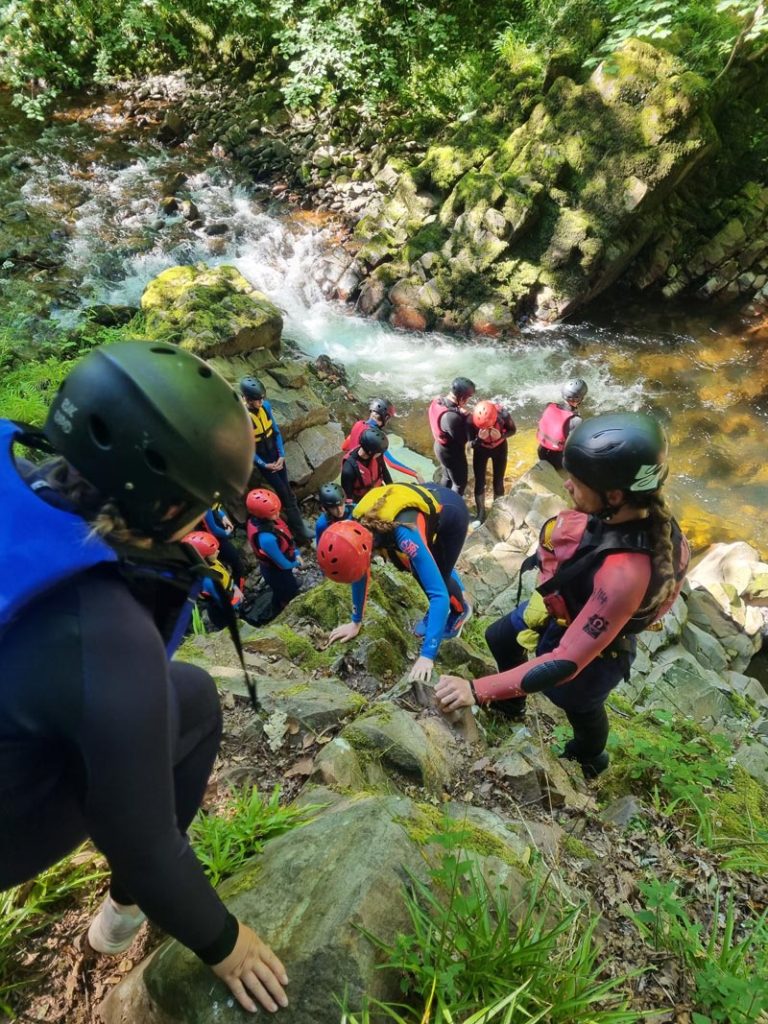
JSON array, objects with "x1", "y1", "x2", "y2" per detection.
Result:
[
  {"x1": 203, "y1": 509, "x2": 228, "y2": 540},
  {"x1": 315, "y1": 512, "x2": 329, "y2": 545},
  {"x1": 393, "y1": 524, "x2": 449, "y2": 659},
  {"x1": 351, "y1": 571, "x2": 370, "y2": 623},
  {"x1": 259, "y1": 531, "x2": 298, "y2": 570},
  {"x1": 383, "y1": 450, "x2": 419, "y2": 478}
]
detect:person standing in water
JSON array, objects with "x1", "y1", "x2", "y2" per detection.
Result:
[
  {"x1": 536, "y1": 378, "x2": 588, "y2": 471},
  {"x1": 428, "y1": 377, "x2": 475, "y2": 496}
]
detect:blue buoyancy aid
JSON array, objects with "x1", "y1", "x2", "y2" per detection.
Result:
[{"x1": 0, "y1": 419, "x2": 199, "y2": 657}]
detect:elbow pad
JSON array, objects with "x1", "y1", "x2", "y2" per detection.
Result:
[{"x1": 520, "y1": 659, "x2": 577, "y2": 694}]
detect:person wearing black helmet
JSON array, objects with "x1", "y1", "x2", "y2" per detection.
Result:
[
  {"x1": 239, "y1": 375, "x2": 312, "y2": 545},
  {"x1": 314, "y1": 482, "x2": 353, "y2": 546},
  {"x1": 342, "y1": 397, "x2": 423, "y2": 483},
  {"x1": 341, "y1": 426, "x2": 392, "y2": 502},
  {"x1": 0, "y1": 343, "x2": 289, "y2": 1016},
  {"x1": 436, "y1": 412, "x2": 690, "y2": 778},
  {"x1": 428, "y1": 377, "x2": 475, "y2": 496},
  {"x1": 536, "y1": 378, "x2": 588, "y2": 471}
]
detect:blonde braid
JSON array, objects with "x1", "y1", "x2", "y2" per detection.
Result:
[{"x1": 355, "y1": 491, "x2": 397, "y2": 535}]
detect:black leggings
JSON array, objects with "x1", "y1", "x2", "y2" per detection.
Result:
[
  {"x1": 434, "y1": 442, "x2": 468, "y2": 496},
  {"x1": 537, "y1": 446, "x2": 564, "y2": 471},
  {"x1": 1, "y1": 662, "x2": 221, "y2": 903},
  {"x1": 473, "y1": 441, "x2": 508, "y2": 506},
  {"x1": 429, "y1": 484, "x2": 470, "y2": 609},
  {"x1": 485, "y1": 612, "x2": 623, "y2": 759}
]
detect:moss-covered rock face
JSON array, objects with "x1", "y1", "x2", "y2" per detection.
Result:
[
  {"x1": 354, "y1": 39, "x2": 716, "y2": 327},
  {"x1": 140, "y1": 263, "x2": 283, "y2": 356}
]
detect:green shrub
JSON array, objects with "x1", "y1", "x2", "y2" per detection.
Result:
[
  {"x1": 632, "y1": 877, "x2": 768, "y2": 1023},
  {"x1": 359, "y1": 820, "x2": 643, "y2": 1022}
]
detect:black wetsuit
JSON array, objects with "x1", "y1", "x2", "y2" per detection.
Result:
[
  {"x1": 0, "y1": 567, "x2": 237, "y2": 964},
  {"x1": 433, "y1": 404, "x2": 470, "y2": 496}
]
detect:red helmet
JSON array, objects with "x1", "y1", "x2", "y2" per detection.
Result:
[
  {"x1": 182, "y1": 531, "x2": 220, "y2": 559},
  {"x1": 472, "y1": 401, "x2": 498, "y2": 430},
  {"x1": 317, "y1": 520, "x2": 374, "y2": 583},
  {"x1": 246, "y1": 488, "x2": 282, "y2": 518}
]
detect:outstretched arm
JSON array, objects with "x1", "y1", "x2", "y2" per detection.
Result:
[{"x1": 474, "y1": 551, "x2": 651, "y2": 701}]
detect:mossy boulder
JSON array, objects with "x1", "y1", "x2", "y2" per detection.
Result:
[
  {"x1": 140, "y1": 264, "x2": 283, "y2": 357},
  {"x1": 356, "y1": 39, "x2": 716, "y2": 325},
  {"x1": 340, "y1": 704, "x2": 453, "y2": 792}
]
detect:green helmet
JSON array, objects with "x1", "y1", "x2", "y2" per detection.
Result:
[
  {"x1": 44, "y1": 341, "x2": 254, "y2": 539},
  {"x1": 563, "y1": 412, "x2": 668, "y2": 495}
]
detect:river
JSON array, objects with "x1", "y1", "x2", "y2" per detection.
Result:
[{"x1": 1, "y1": 90, "x2": 766, "y2": 555}]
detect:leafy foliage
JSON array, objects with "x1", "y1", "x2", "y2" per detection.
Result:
[
  {"x1": 606, "y1": 709, "x2": 731, "y2": 844},
  {"x1": 632, "y1": 877, "x2": 768, "y2": 1023},
  {"x1": 359, "y1": 821, "x2": 642, "y2": 1023},
  {"x1": 189, "y1": 783, "x2": 320, "y2": 885},
  {"x1": 0, "y1": 847, "x2": 107, "y2": 1015}
]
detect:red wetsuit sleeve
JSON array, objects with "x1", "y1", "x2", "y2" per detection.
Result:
[{"x1": 473, "y1": 551, "x2": 652, "y2": 702}]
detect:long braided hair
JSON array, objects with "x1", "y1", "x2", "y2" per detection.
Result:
[
  {"x1": 624, "y1": 488, "x2": 679, "y2": 617},
  {"x1": 354, "y1": 490, "x2": 398, "y2": 536}
]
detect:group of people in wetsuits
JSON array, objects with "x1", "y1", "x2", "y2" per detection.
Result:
[
  {"x1": 428, "y1": 374, "x2": 588, "y2": 520},
  {"x1": 0, "y1": 340, "x2": 689, "y2": 1018}
]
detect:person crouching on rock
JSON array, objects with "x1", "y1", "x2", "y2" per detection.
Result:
[
  {"x1": 470, "y1": 400, "x2": 516, "y2": 524},
  {"x1": 315, "y1": 482, "x2": 353, "y2": 546},
  {"x1": 317, "y1": 483, "x2": 472, "y2": 683},
  {"x1": 181, "y1": 530, "x2": 245, "y2": 632},
  {"x1": 436, "y1": 413, "x2": 690, "y2": 778},
  {"x1": 246, "y1": 488, "x2": 302, "y2": 620},
  {"x1": 0, "y1": 342, "x2": 288, "y2": 1015}
]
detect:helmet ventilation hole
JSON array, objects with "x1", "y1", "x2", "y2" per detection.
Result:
[
  {"x1": 89, "y1": 415, "x2": 112, "y2": 449},
  {"x1": 144, "y1": 448, "x2": 168, "y2": 474},
  {"x1": 198, "y1": 366, "x2": 212, "y2": 378},
  {"x1": 150, "y1": 346, "x2": 176, "y2": 355}
]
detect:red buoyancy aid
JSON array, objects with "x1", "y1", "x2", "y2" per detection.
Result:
[
  {"x1": 533, "y1": 509, "x2": 690, "y2": 633},
  {"x1": 428, "y1": 397, "x2": 454, "y2": 446},
  {"x1": 536, "y1": 404, "x2": 574, "y2": 451},
  {"x1": 476, "y1": 410, "x2": 515, "y2": 450},
  {"x1": 347, "y1": 452, "x2": 384, "y2": 500},
  {"x1": 342, "y1": 419, "x2": 368, "y2": 460},
  {"x1": 247, "y1": 516, "x2": 296, "y2": 566}
]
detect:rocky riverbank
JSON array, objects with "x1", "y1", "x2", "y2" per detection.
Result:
[
  {"x1": 106, "y1": 35, "x2": 768, "y2": 336},
  {"x1": 88, "y1": 280, "x2": 768, "y2": 1023},
  {"x1": 101, "y1": 461, "x2": 768, "y2": 1024}
]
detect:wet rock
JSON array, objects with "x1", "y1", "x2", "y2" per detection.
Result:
[
  {"x1": 180, "y1": 199, "x2": 200, "y2": 221},
  {"x1": 86, "y1": 304, "x2": 137, "y2": 327},
  {"x1": 204, "y1": 221, "x2": 229, "y2": 236},
  {"x1": 159, "y1": 196, "x2": 178, "y2": 216}
]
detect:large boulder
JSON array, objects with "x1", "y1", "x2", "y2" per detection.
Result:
[
  {"x1": 102, "y1": 794, "x2": 531, "y2": 1024},
  {"x1": 141, "y1": 264, "x2": 283, "y2": 356}
]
